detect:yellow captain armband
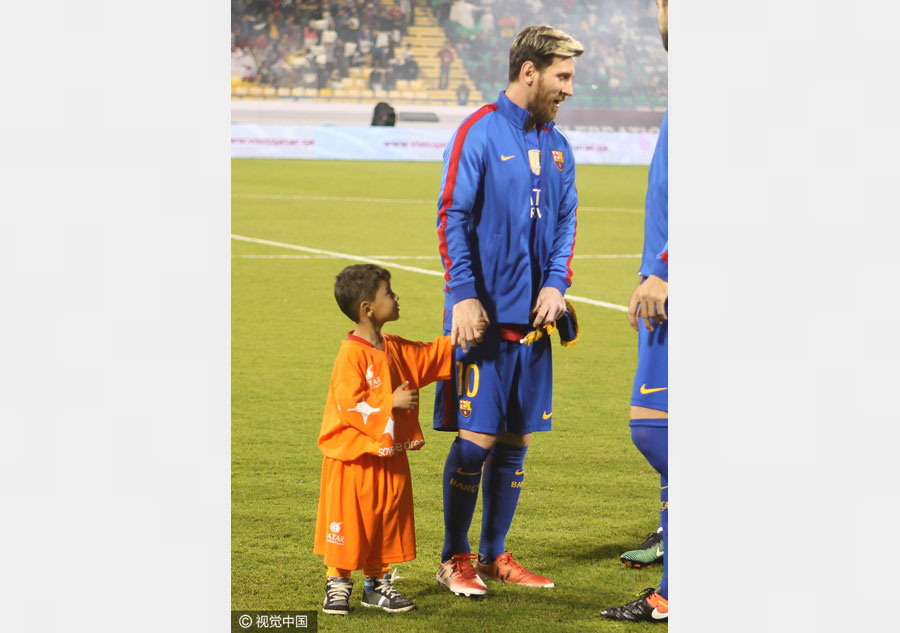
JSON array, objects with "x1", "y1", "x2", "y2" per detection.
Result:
[{"x1": 519, "y1": 321, "x2": 556, "y2": 346}]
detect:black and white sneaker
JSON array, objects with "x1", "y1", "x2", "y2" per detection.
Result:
[
  {"x1": 600, "y1": 587, "x2": 668, "y2": 622},
  {"x1": 323, "y1": 576, "x2": 353, "y2": 615},
  {"x1": 361, "y1": 569, "x2": 416, "y2": 612}
]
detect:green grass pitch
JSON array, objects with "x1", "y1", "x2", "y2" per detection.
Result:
[{"x1": 232, "y1": 159, "x2": 665, "y2": 631}]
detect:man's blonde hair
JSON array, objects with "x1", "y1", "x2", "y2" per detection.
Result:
[{"x1": 508, "y1": 25, "x2": 585, "y2": 82}]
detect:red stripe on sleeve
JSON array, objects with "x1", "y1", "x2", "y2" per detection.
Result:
[
  {"x1": 660, "y1": 250, "x2": 668, "y2": 263},
  {"x1": 437, "y1": 104, "x2": 498, "y2": 282}
]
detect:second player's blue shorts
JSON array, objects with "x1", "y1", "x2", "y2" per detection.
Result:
[
  {"x1": 630, "y1": 297, "x2": 668, "y2": 412},
  {"x1": 433, "y1": 324, "x2": 553, "y2": 435}
]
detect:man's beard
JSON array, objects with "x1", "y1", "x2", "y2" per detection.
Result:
[{"x1": 525, "y1": 78, "x2": 556, "y2": 130}]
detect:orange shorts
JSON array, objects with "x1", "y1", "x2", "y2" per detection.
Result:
[{"x1": 313, "y1": 452, "x2": 416, "y2": 570}]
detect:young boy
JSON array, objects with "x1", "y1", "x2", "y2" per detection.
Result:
[{"x1": 313, "y1": 264, "x2": 453, "y2": 615}]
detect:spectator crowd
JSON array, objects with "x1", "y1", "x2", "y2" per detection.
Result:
[
  {"x1": 232, "y1": 0, "x2": 667, "y2": 110},
  {"x1": 438, "y1": 0, "x2": 667, "y2": 108},
  {"x1": 232, "y1": 0, "x2": 419, "y2": 90}
]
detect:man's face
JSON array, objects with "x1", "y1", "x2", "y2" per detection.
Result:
[
  {"x1": 527, "y1": 55, "x2": 575, "y2": 127},
  {"x1": 370, "y1": 280, "x2": 400, "y2": 323},
  {"x1": 657, "y1": 0, "x2": 668, "y2": 51}
]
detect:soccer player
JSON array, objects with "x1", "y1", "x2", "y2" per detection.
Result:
[
  {"x1": 314, "y1": 264, "x2": 453, "y2": 615},
  {"x1": 600, "y1": 0, "x2": 669, "y2": 623},
  {"x1": 432, "y1": 25, "x2": 583, "y2": 596}
]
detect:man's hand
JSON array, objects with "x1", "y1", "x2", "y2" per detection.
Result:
[
  {"x1": 627, "y1": 275, "x2": 668, "y2": 332},
  {"x1": 392, "y1": 381, "x2": 419, "y2": 410},
  {"x1": 451, "y1": 298, "x2": 490, "y2": 353},
  {"x1": 531, "y1": 286, "x2": 566, "y2": 328}
]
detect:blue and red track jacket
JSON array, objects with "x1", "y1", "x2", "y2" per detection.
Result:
[
  {"x1": 436, "y1": 92, "x2": 578, "y2": 326},
  {"x1": 639, "y1": 109, "x2": 668, "y2": 281}
]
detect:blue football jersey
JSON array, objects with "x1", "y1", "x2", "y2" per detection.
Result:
[{"x1": 639, "y1": 109, "x2": 668, "y2": 281}]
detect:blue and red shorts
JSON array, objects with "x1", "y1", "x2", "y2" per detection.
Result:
[
  {"x1": 630, "y1": 299, "x2": 668, "y2": 412},
  {"x1": 433, "y1": 324, "x2": 553, "y2": 435}
]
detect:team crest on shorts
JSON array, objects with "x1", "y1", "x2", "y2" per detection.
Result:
[
  {"x1": 527, "y1": 149, "x2": 541, "y2": 175},
  {"x1": 552, "y1": 150, "x2": 564, "y2": 171},
  {"x1": 459, "y1": 399, "x2": 472, "y2": 418}
]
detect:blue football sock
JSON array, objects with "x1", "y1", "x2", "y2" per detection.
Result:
[
  {"x1": 630, "y1": 419, "x2": 668, "y2": 600},
  {"x1": 658, "y1": 489, "x2": 668, "y2": 599},
  {"x1": 478, "y1": 442, "x2": 528, "y2": 563},
  {"x1": 659, "y1": 474, "x2": 668, "y2": 532},
  {"x1": 629, "y1": 419, "x2": 667, "y2": 479},
  {"x1": 441, "y1": 437, "x2": 490, "y2": 562},
  {"x1": 655, "y1": 473, "x2": 668, "y2": 599}
]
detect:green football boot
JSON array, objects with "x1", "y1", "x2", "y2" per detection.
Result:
[{"x1": 620, "y1": 528, "x2": 663, "y2": 568}]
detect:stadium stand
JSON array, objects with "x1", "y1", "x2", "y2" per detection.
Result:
[
  {"x1": 231, "y1": 0, "x2": 484, "y2": 106},
  {"x1": 443, "y1": 0, "x2": 667, "y2": 111},
  {"x1": 231, "y1": 0, "x2": 666, "y2": 111}
]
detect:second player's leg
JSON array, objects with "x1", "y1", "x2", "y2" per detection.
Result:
[{"x1": 475, "y1": 340, "x2": 555, "y2": 588}]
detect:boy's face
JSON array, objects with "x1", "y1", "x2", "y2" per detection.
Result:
[{"x1": 368, "y1": 279, "x2": 400, "y2": 323}]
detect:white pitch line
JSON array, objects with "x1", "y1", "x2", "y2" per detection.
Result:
[
  {"x1": 234, "y1": 254, "x2": 334, "y2": 259},
  {"x1": 233, "y1": 192, "x2": 430, "y2": 205},
  {"x1": 231, "y1": 234, "x2": 445, "y2": 277},
  {"x1": 233, "y1": 253, "x2": 640, "y2": 260},
  {"x1": 566, "y1": 294, "x2": 628, "y2": 313},
  {"x1": 232, "y1": 193, "x2": 642, "y2": 214},
  {"x1": 365, "y1": 255, "x2": 435, "y2": 260},
  {"x1": 232, "y1": 254, "x2": 441, "y2": 260},
  {"x1": 576, "y1": 254, "x2": 641, "y2": 259},
  {"x1": 581, "y1": 205, "x2": 643, "y2": 214},
  {"x1": 231, "y1": 234, "x2": 628, "y2": 312}
]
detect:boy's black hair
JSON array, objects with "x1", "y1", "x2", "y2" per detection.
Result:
[{"x1": 334, "y1": 264, "x2": 391, "y2": 322}]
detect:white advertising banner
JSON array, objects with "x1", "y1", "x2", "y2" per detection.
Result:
[
  {"x1": 564, "y1": 130, "x2": 658, "y2": 166},
  {"x1": 231, "y1": 124, "x2": 656, "y2": 165},
  {"x1": 231, "y1": 125, "x2": 317, "y2": 159}
]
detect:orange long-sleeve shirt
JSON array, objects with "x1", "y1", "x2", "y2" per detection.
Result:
[{"x1": 317, "y1": 333, "x2": 452, "y2": 461}]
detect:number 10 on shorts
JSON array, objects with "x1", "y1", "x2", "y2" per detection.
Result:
[{"x1": 456, "y1": 362, "x2": 479, "y2": 397}]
